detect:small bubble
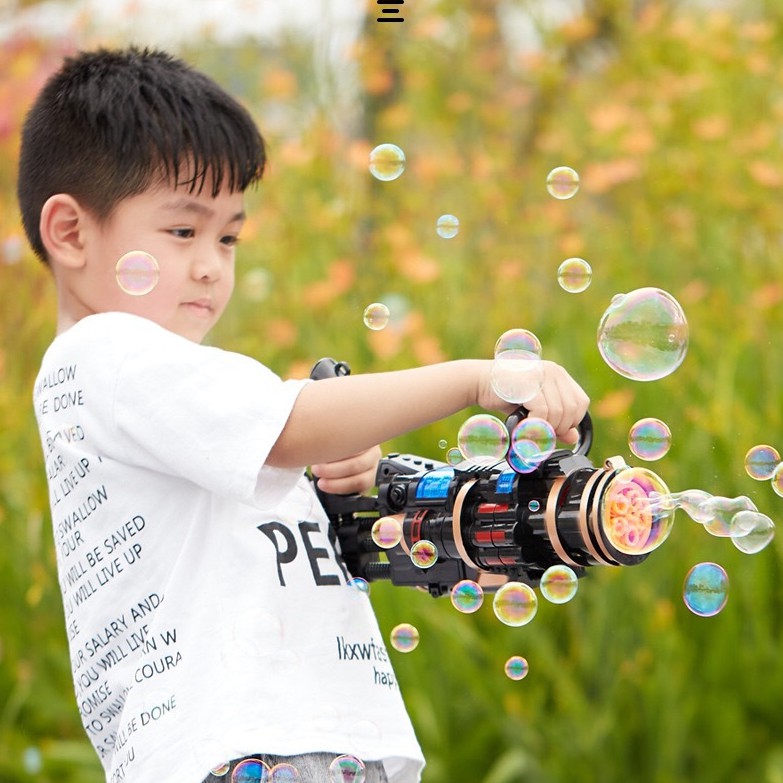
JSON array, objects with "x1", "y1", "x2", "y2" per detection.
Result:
[
  {"x1": 450, "y1": 580, "x2": 484, "y2": 613},
  {"x1": 504, "y1": 655, "x2": 530, "y2": 681},
  {"x1": 348, "y1": 577, "x2": 370, "y2": 595},
  {"x1": 371, "y1": 516, "x2": 403, "y2": 549},
  {"x1": 410, "y1": 540, "x2": 438, "y2": 568},
  {"x1": 436, "y1": 213, "x2": 460, "y2": 239},
  {"x1": 270, "y1": 764, "x2": 302, "y2": 783},
  {"x1": 628, "y1": 418, "x2": 672, "y2": 461},
  {"x1": 508, "y1": 418, "x2": 556, "y2": 474},
  {"x1": 328, "y1": 755, "x2": 366, "y2": 783},
  {"x1": 493, "y1": 582, "x2": 538, "y2": 627},
  {"x1": 369, "y1": 143, "x2": 405, "y2": 181},
  {"x1": 232, "y1": 758, "x2": 271, "y2": 783},
  {"x1": 557, "y1": 258, "x2": 592, "y2": 293},
  {"x1": 683, "y1": 562, "x2": 729, "y2": 617},
  {"x1": 438, "y1": 439, "x2": 448, "y2": 449},
  {"x1": 540, "y1": 565, "x2": 579, "y2": 604},
  {"x1": 528, "y1": 499, "x2": 541, "y2": 512},
  {"x1": 241, "y1": 267, "x2": 271, "y2": 302},
  {"x1": 390, "y1": 623, "x2": 420, "y2": 652},
  {"x1": 730, "y1": 510, "x2": 775, "y2": 554},
  {"x1": 363, "y1": 302, "x2": 390, "y2": 331},
  {"x1": 546, "y1": 166, "x2": 580, "y2": 199},
  {"x1": 446, "y1": 447, "x2": 464, "y2": 466},
  {"x1": 744, "y1": 445, "x2": 781, "y2": 480},
  {"x1": 22, "y1": 747, "x2": 43, "y2": 775},
  {"x1": 597, "y1": 287, "x2": 688, "y2": 381},
  {"x1": 457, "y1": 414, "x2": 509, "y2": 463},
  {"x1": 211, "y1": 762, "x2": 231, "y2": 776},
  {"x1": 115, "y1": 250, "x2": 159, "y2": 296}
]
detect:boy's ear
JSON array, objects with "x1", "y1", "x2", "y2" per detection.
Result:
[{"x1": 39, "y1": 194, "x2": 90, "y2": 269}]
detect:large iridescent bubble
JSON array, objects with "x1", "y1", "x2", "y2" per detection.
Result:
[
  {"x1": 457, "y1": 414, "x2": 509, "y2": 463},
  {"x1": 597, "y1": 288, "x2": 688, "y2": 381},
  {"x1": 683, "y1": 562, "x2": 729, "y2": 617}
]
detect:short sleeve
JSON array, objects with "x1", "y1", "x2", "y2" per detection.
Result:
[{"x1": 110, "y1": 316, "x2": 310, "y2": 507}]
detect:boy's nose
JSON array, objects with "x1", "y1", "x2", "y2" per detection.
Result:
[{"x1": 191, "y1": 250, "x2": 222, "y2": 281}]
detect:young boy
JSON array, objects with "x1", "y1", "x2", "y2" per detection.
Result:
[{"x1": 19, "y1": 47, "x2": 589, "y2": 783}]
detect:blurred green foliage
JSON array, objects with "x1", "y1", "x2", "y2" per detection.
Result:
[{"x1": 2, "y1": 1, "x2": 783, "y2": 781}]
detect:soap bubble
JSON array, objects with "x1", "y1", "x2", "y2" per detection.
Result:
[
  {"x1": 683, "y1": 562, "x2": 729, "y2": 617},
  {"x1": 493, "y1": 582, "x2": 538, "y2": 627},
  {"x1": 363, "y1": 302, "x2": 390, "y2": 331},
  {"x1": 115, "y1": 250, "x2": 159, "y2": 296},
  {"x1": 730, "y1": 510, "x2": 775, "y2": 554},
  {"x1": 457, "y1": 414, "x2": 509, "y2": 463},
  {"x1": 494, "y1": 328, "x2": 542, "y2": 358},
  {"x1": 557, "y1": 258, "x2": 592, "y2": 293},
  {"x1": 369, "y1": 143, "x2": 405, "y2": 181},
  {"x1": 699, "y1": 495, "x2": 757, "y2": 537},
  {"x1": 508, "y1": 418, "x2": 556, "y2": 474},
  {"x1": 771, "y1": 463, "x2": 783, "y2": 497},
  {"x1": 490, "y1": 350, "x2": 545, "y2": 404},
  {"x1": 744, "y1": 445, "x2": 780, "y2": 480},
  {"x1": 504, "y1": 655, "x2": 530, "y2": 681},
  {"x1": 669, "y1": 489, "x2": 714, "y2": 523},
  {"x1": 540, "y1": 565, "x2": 579, "y2": 604},
  {"x1": 211, "y1": 762, "x2": 231, "y2": 776},
  {"x1": 347, "y1": 577, "x2": 370, "y2": 595},
  {"x1": 270, "y1": 764, "x2": 302, "y2": 782},
  {"x1": 450, "y1": 580, "x2": 484, "y2": 613},
  {"x1": 410, "y1": 540, "x2": 438, "y2": 568},
  {"x1": 390, "y1": 623, "x2": 419, "y2": 652},
  {"x1": 371, "y1": 516, "x2": 403, "y2": 549},
  {"x1": 436, "y1": 214, "x2": 460, "y2": 239},
  {"x1": 232, "y1": 758, "x2": 271, "y2": 783},
  {"x1": 328, "y1": 755, "x2": 366, "y2": 783},
  {"x1": 492, "y1": 331, "x2": 542, "y2": 403},
  {"x1": 601, "y1": 467, "x2": 673, "y2": 555},
  {"x1": 546, "y1": 166, "x2": 580, "y2": 199},
  {"x1": 446, "y1": 447, "x2": 464, "y2": 466},
  {"x1": 628, "y1": 417, "x2": 672, "y2": 461},
  {"x1": 597, "y1": 288, "x2": 689, "y2": 381}
]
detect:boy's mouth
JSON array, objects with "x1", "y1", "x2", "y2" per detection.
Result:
[{"x1": 182, "y1": 298, "x2": 213, "y2": 316}]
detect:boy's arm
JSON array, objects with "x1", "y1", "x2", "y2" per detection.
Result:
[{"x1": 268, "y1": 359, "x2": 589, "y2": 470}]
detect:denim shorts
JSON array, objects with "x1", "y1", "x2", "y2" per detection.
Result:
[{"x1": 200, "y1": 751, "x2": 389, "y2": 783}]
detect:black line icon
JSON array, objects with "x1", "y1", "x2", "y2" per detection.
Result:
[{"x1": 377, "y1": 0, "x2": 404, "y2": 23}]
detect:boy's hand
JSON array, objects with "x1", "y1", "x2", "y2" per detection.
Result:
[
  {"x1": 479, "y1": 359, "x2": 590, "y2": 445},
  {"x1": 311, "y1": 444, "x2": 382, "y2": 495}
]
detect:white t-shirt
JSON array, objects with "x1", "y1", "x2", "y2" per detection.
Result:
[{"x1": 33, "y1": 312, "x2": 424, "y2": 783}]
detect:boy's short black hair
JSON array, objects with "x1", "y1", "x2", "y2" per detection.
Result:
[{"x1": 17, "y1": 46, "x2": 267, "y2": 263}]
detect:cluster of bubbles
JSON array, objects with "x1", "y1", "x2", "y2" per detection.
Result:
[
  {"x1": 213, "y1": 755, "x2": 364, "y2": 783},
  {"x1": 115, "y1": 250, "x2": 160, "y2": 296},
  {"x1": 628, "y1": 417, "x2": 672, "y2": 462}
]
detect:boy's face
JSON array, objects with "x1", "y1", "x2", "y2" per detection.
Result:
[{"x1": 78, "y1": 178, "x2": 245, "y2": 343}]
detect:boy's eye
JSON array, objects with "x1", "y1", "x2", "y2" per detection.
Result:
[
  {"x1": 170, "y1": 227, "x2": 194, "y2": 239},
  {"x1": 221, "y1": 235, "x2": 240, "y2": 247}
]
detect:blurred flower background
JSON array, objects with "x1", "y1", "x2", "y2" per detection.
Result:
[{"x1": 2, "y1": 0, "x2": 783, "y2": 781}]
